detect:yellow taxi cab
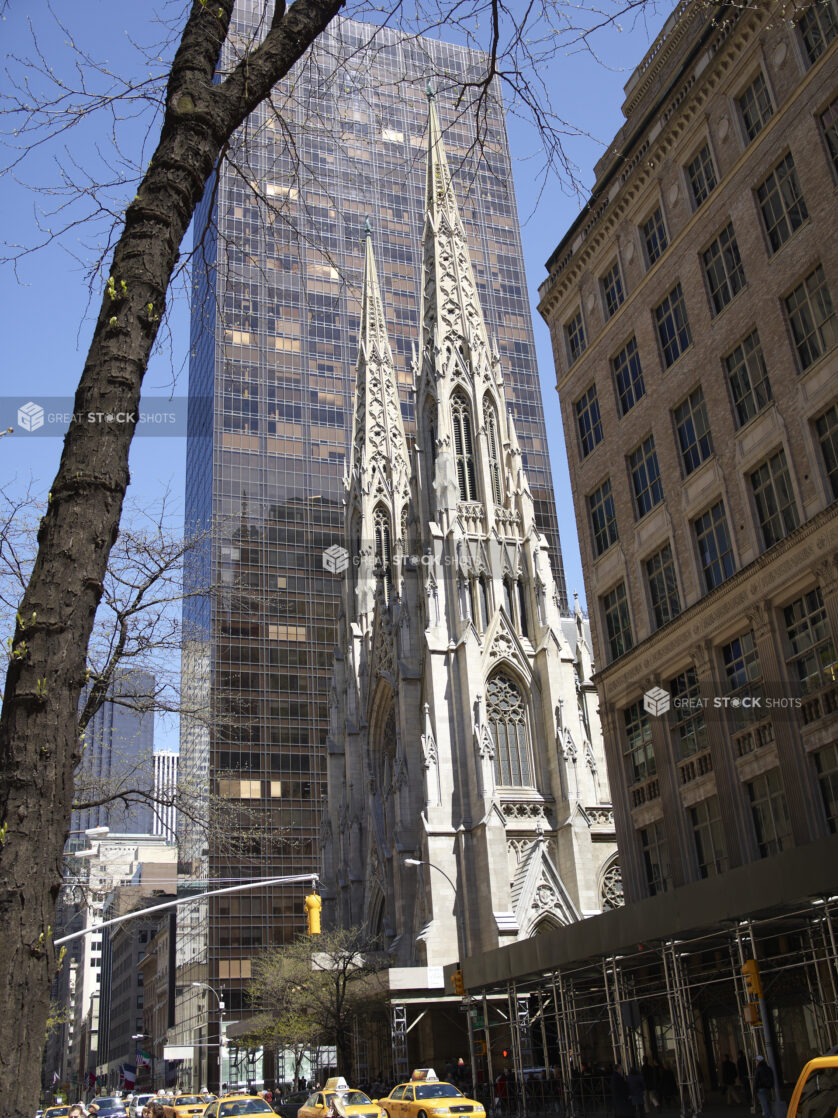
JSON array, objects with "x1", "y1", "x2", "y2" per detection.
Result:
[
  {"x1": 44, "y1": 1107, "x2": 71, "y2": 1118},
  {"x1": 377, "y1": 1069, "x2": 485, "y2": 1118},
  {"x1": 786, "y1": 1056, "x2": 838, "y2": 1118},
  {"x1": 299, "y1": 1078, "x2": 384, "y2": 1118},
  {"x1": 202, "y1": 1095, "x2": 275, "y2": 1118},
  {"x1": 162, "y1": 1094, "x2": 211, "y2": 1118}
]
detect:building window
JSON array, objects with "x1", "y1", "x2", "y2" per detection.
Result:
[
  {"x1": 693, "y1": 501, "x2": 736, "y2": 591},
  {"x1": 798, "y1": 0, "x2": 838, "y2": 63},
  {"x1": 646, "y1": 543, "x2": 681, "y2": 630},
  {"x1": 589, "y1": 479, "x2": 618, "y2": 556},
  {"x1": 642, "y1": 207, "x2": 669, "y2": 265},
  {"x1": 487, "y1": 672, "x2": 532, "y2": 787},
  {"x1": 750, "y1": 449, "x2": 800, "y2": 549},
  {"x1": 575, "y1": 384, "x2": 603, "y2": 458},
  {"x1": 654, "y1": 283, "x2": 692, "y2": 367},
  {"x1": 612, "y1": 337, "x2": 646, "y2": 417},
  {"x1": 690, "y1": 797, "x2": 728, "y2": 878},
  {"x1": 471, "y1": 575, "x2": 489, "y2": 633},
  {"x1": 785, "y1": 264, "x2": 837, "y2": 371},
  {"x1": 814, "y1": 743, "x2": 838, "y2": 831},
  {"x1": 821, "y1": 96, "x2": 838, "y2": 178},
  {"x1": 628, "y1": 435, "x2": 664, "y2": 518},
  {"x1": 670, "y1": 667, "x2": 707, "y2": 758},
  {"x1": 623, "y1": 701, "x2": 655, "y2": 783},
  {"x1": 451, "y1": 392, "x2": 477, "y2": 501},
  {"x1": 674, "y1": 386, "x2": 713, "y2": 475},
  {"x1": 722, "y1": 629, "x2": 762, "y2": 693},
  {"x1": 603, "y1": 582, "x2": 633, "y2": 661},
  {"x1": 721, "y1": 628, "x2": 772, "y2": 749},
  {"x1": 640, "y1": 821, "x2": 671, "y2": 895},
  {"x1": 483, "y1": 398, "x2": 504, "y2": 505},
  {"x1": 747, "y1": 769, "x2": 792, "y2": 857},
  {"x1": 815, "y1": 403, "x2": 838, "y2": 499},
  {"x1": 601, "y1": 260, "x2": 625, "y2": 318},
  {"x1": 784, "y1": 587, "x2": 837, "y2": 697},
  {"x1": 756, "y1": 154, "x2": 808, "y2": 253},
  {"x1": 686, "y1": 144, "x2": 718, "y2": 207},
  {"x1": 738, "y1": 73, "x2": 774, "y2": 142},
  {"x1": 702, "y1": 224, "x2": 746, "y2": 316},
  {"x1": 565, "y1": 308, "x2": 587, "y2": 365},
  {"x1": 725, "y1": 331, "x2": 772, "y2": 427},
  {"x1": 373, "y1": 505, "x2": 393, "y2": 603}
]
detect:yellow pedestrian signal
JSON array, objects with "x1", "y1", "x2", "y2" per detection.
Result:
[
  {"x1": 476, "y1": 1040, "x2": 487, "y2": 1057},
  {"x1": 305, "y1": 891, "x2": 322, "y2": 935},
  {"x1": 452, "y1": 969, "x2": 465, "y2": 995},
  {"x1": 744, "y1": 1003, "x2": 760, "y2": 1026},
  {"x1": 742, "y1": 958, "x2": 763, "y2": 998}
]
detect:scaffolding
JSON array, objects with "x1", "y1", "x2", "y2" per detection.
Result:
[{"x1": 467, "y1": 899, "x2": 838, "y2": 1115}]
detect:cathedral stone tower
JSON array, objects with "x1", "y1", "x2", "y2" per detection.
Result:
[{"x1": 323, "y1": 92, "x2": 618, "y2": 974}]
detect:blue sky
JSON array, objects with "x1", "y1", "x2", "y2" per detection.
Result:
[{"x1": 1, "y1": 2, "x2": 665, "y2": 748}]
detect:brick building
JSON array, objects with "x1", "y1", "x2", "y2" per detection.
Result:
[{"x1": 538, "y1": 0, "x2": 838, "y2": 904}]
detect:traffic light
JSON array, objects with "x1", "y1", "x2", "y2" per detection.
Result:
[
  {"x1": 502, "y1": 1050, "x2": 509, "y2": 1060},
  {"x1": 476, "y1": 1040, "x2": 487, "y2": 1057},
  {"x1": 744, "y1": 1003, "x2": 760, "y2": 1026},
  {"x1": 452, "y1": 969, "x2": 465, "y2": 995},
  {"x1": 305, "y1": 891, "x2": 322, "y2": 934},
  {"x1": 742, "y1": 958, "x2": 763, "y2": 998}
]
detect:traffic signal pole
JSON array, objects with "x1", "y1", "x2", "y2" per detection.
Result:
[{"x1": 742, "y1": 952, "x2": 781, "y2": 1114}]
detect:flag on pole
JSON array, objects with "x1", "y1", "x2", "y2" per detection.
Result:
[
  {"x1": 52, "y1": 1072, "x2": 60, "y2": 1084},
  {"x1": 137, "y1": 1051, "x2": 151, "y2": 1069},
  {"x1": 121, "y1": 1064, "x2": 137, "y2": 1087}
]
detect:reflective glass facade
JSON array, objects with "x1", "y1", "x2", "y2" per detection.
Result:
[{"x1": 182, "y1": 8, "x2": 565, "y2": 1056}]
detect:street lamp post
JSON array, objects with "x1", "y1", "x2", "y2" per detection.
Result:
[
  {"x1": 403, "y1": 858, "x2": 477, "y2": 1090},
  {"x1": 192, "y1": 982, "x2": 225, "y2": 1096}
]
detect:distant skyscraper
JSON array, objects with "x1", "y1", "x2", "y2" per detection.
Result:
[
  {"x1": 181, "y1": 7, "x2": 567, "y2": 1080},
  {"x1": 152, "y1": 752, "x2": 178, "y2": 842},
  {"x1": 72, "y1": 669, "x2": 155, "y2": 838}
]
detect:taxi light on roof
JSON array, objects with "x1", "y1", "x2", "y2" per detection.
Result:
[
  {"x1": 324, "y1": 1079, "x2": 350, "y2": 1092},
  {"x1": 410, "y1": 1070, "x2": 439, "y2": 1082}
]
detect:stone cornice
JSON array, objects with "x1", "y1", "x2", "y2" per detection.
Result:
[{"x1": 538, "y1": 4, "x2": 765, "y2": 322}]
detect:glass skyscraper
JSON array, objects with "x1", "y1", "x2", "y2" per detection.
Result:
[{"x1": 181, "y1": 5, "x2": 566, "y2": 1084}]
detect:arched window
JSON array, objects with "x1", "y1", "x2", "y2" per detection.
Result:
[
  {"x1": 424, "y1": 399, "x2": 437, "y2": 467},
  {"x1": 483, "y1": 398, "x2": 504, "y2": 505},
  {"x1": 373, "y1": 505, "x2": 393, "y2": 603},
  {"x1": 503, "y1": 576, "x2": 515, "y2": 620},
  {"x1": 471, "y1": 575, "x2": 489, "y2": 632},
  {"x1": 487, "y1": 672, "x2": 532, "y2": 787},
  {"x1": 451, "y1": 392, "x2": 477, "y2": 502},
  {"x1": 517, "y1": 579, "x2": 530, "y2": 639}
]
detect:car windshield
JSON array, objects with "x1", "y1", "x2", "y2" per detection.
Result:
[
  {"x1": 415, "y1": 1086, "x2": 463, "y2": 1101},
  {"x1": 219, "y1": 1104, "x2": 272, "y2": 1117},
  {"x1": 97, "y1": 1102, "x2": 122, "y2": 1109},
  {"x1": 47, "y1": 1109, "x2": 70, "y2": 1116},
  {"x1": 331, "y1": 1094, "x2": 371, "y2": 1107},
  {"x1": 176, "y1": 1099, "x2": 204, "y2": 1106}
]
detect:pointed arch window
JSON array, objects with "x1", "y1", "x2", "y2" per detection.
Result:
[
  {"x1": 373, "y1": 505, "x2": 393, "y2": 603},
  {"x1": 517, "y1": 579, "x2": 530, "y2": 639},
  {"x1": 483, "y1": 398, "x2": 504, "y2": 505},
  {"x1": 487, "y1": 672, "x2": 532, "y2": 787},
  {"x1": 424, "y1": 399, "x2": 437, "y2": 466},
  {"x1": 451, "y1": 392, "x2": 477, "y2": 502},
  {"x1": 471, "y1": 575, "x2": 489, "y2": 633}
]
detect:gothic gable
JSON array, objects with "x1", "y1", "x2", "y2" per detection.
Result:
[
  {"x1": 482, "y1": 610, "x2": 533, "y2": 684},
  {"x1": 511, "y1": 838, "x2": 580, "y2": 936}
]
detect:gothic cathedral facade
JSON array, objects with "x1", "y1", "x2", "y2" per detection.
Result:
[{"x1": 322, "y1": 93, "x2": 619, "y2": 972}]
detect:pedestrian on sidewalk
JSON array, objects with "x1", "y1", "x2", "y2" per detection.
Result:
[
  {"x1": 641, "y1": 1058, "x2": 660, "y2": 1111},
  {"x1": 611, "y1": 1065, "x2": 633, "y2": 1118},
  {"x1": 627, "y1": 1067, "x2": 645, "y2": 1117},
  {"x1": 659, "y1": 1062, "x2": 677, "y2": 1108},
  {"x1": 721, "y1": 1055, "x2": 741, "y2": 1105},
  {"x1": 754, "y1": 1055, "x2": 774, "y2": 1118}
]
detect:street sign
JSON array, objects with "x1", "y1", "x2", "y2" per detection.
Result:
[{"x1": 472, "y1": 1012, "x2": 485, "y2": 1029}]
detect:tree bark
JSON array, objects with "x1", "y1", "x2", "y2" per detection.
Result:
[{"x1": 0, "y1": 1, "x2": 343, "y2": 1111}]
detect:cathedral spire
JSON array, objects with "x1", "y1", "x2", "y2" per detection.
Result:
[
  {"x1": 347, "y1": 225, "x2": 411, "y2": 618},
  {"x1": 419, "y1": 90, "x2": 492, "y2": 362}
]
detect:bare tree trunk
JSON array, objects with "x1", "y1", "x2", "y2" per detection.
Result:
[{"x1": 0, "y1": 1, "x2": 343, "y2": 1111}]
